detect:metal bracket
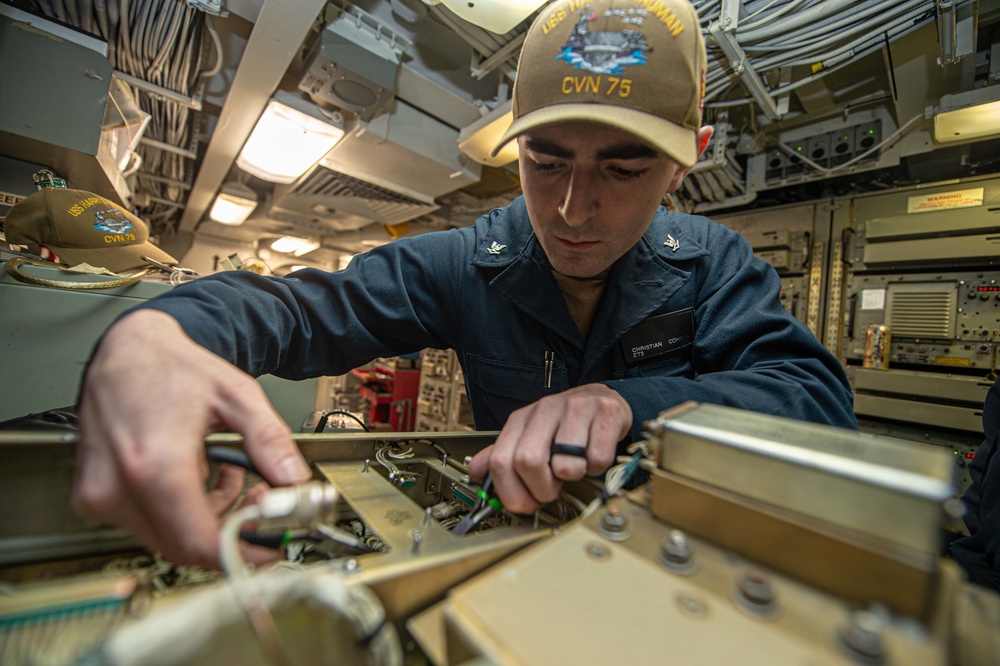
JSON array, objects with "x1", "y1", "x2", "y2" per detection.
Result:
[
  {"x1": 709, "y1": 2, "x2": 781, "y2": 121},
  {"x1": 185, "y1": 0, "x2": 229, "y2": 17}
]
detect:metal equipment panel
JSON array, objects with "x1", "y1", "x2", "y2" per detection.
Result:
[
  {"x1": 853, "y1": 394, "x2": 986, "y2": 434},
  {"x1": 0, "y1": 262, "x2": 318, "y2": 430},
  {"x1": 853, "y1": 368, "x2": 992, "y2": 404},
  {"x1": 652, "y1": 403, "x2": 953, "y2": 556},
  {"x1": 866, "y1": 208, "x2": 1000, "y2": 240},
  {"x1": 863, "y1": 234, "x2": 1000, "y2": 265}
]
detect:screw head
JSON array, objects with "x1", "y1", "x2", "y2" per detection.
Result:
[
  {"x1": 738, "y1": 570, "x2": 776, "y2": 607},
  {"x1": 601, "y1": 506, "x2": 628, "y2": 532},
  {"x1": 841, "y1": 610, "x2": 885, "y2": 661},
  {"x1": 661, "y1": 530, "x2": 692, "y2": 563},
  {"x1": 675, "y1": 593, "x2": 708, "y2": 618}
]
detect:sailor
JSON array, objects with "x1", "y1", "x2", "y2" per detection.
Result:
[
  {"x1": 74, "y1": 0, "x2": 856, "y2": 568},
  {"x1": 951, "y1": 379, "x2": 1000, "y2": 591}
]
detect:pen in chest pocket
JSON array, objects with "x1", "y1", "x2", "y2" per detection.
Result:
[{"x1": 543, "y1": 351, "x2": 554, "y2": 388}]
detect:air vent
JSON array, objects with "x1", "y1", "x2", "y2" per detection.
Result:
[
  {"x1": 270, "y1": 167, "x2": 439, "y2": 231},
  {"x1": 885, "y1": 283, "x2": 957, "y2": 339}
]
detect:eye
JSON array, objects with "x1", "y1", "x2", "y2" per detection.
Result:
[
  {"x1": 531, "y1": 160, "x2": 564, "y2": 175},
  {"x1": 607, "y1": 164, "x2": 646, "y2": 180}
]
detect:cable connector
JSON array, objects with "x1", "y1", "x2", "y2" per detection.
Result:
[
  {"x1": 185, "y1": 0, "x2": 229, "y2": 17},
  {"x1": 257, "y1": 481, "x2": 339, "y2": 527}
]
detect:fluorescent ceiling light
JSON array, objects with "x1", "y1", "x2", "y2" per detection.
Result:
[
  {"x1": 209, "y1": 181, "x2": 258, "y2": 225},
  {"x1": 237, "y1": 91, "x2": 345, "y2": 184},
  {"x1": 934, "y1": 86, "x2": 1000, "y2": 144},
  {"x1": 437, "y1": 0, "x2": 549, "y2": 34},
  {"x1": 457, "y1": 99, "x2": 518, "y2": 167},
  {"x1": 271, "y1": 236, "x2": 321, "y2": 256}
]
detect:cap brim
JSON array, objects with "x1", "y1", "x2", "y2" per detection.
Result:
[
  {"x1": 491, "y1": 103, "x2": 698, "y2": 168},
  {"x1": 45, "y1": 242, "x2": 178, "y2": 274}
]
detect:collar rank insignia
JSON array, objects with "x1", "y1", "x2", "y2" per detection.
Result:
[
  {"x1": 663, "y1": 234, "x2": 680, "y2": 252},
  {"x1": 487, "y1": 241, "x2": 507, "y2": 255}
]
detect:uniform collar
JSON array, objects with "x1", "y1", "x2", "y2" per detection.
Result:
[
  {"x1": 472, "y1": 198, "x2": 710, "y2": 266},
  {"x1": 474, "y1": 200, "x2": 711, "y2": 357},
  {"x1": 471, "y1": 196, "x2": 534, "y2": 268}
]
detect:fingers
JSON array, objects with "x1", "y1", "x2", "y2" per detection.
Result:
[
  {"x1": 73, "y1": 310, "x2": 304, "y2": 569},
  {"x1": 487, "y1": 384, "x2": 633, "y2": 514},
  {"x1": 467, "y1": 444, "x2": 493, "y2": 481},
  {"x1": 489, "y1": 403, "x2": 548, "y2": 513},
  {"x1": 214, "y1": 379, "x2": 310, "y2": 487},
  {"x1": 206, "y1": 465, "x2": 246, "y2": 515}
]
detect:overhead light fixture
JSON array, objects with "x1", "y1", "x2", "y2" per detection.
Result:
[
  {"x1": 457, "y1": 99, "x2": 518, "y2": 167},
  {"x1": 271, "y1": 236, "x2": 321, "y2": 256},
  {"x1": 436, "y1": 0, "x2": 549, "y2": 34},
  {"x1": 934, "y1": 86, "x2": 1000, "y2": 144},
  {"x1": 208, "y1": 181, "x2": 258, "y2": 225},
  {"x1": 237, "y1": 90, "x2": 346, "y2": 184}
]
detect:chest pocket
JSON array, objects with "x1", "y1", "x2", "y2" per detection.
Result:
[{"x1": 464, "y1": 354, "x2": 569, "y2": 428}]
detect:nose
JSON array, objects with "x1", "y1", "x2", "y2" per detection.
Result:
[{"x1": 557, "y1": 168, "x2": 598, "y2": 227}]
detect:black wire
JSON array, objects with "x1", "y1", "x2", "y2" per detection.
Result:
[
  {"x1": 205, "y1": 446, "x2": 263, "y2": 478},
  {"x1": 314, "y1": 410, "x2": 370, "y2": 433}
]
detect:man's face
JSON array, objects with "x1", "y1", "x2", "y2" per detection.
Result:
[{"x1": 518, "y1": 122, "x2": 688, "y2": 278}]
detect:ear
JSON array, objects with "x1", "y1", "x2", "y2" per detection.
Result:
[{"x1": 665, "y1": 126, "x2": 714, "y2": 193}]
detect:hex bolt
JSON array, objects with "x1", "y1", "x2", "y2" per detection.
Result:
[
  {"x1": 602, "y1": 506, "x2": 628, "y2": 532},
  {"x1": 441, "y1": 453, "x2": 449, "y2": 467},
  {"x1": 598, "y1": 505, "x2": 630, "y2": 541},
  {"x1": 738, "y1": 570, "x2": 775, "y2": 607},
  {"x1": 424, "y1": 506, "x2": 433, "y2": 527},
  {"x1": 841, "y1": 610, "x2": 885, "y2": 662},
  {"x1": 362, "y1": 459, "x2": 370, "y2": 473},
  {"x1": 411, "y1": 529, "x2": 423, "y2": 555},
  {"x1": 460, "y1": 474, "x2": 471, "y2": 484},
  {"x1": 661, "y1": 530, "x2": 692, "y2": 565}
]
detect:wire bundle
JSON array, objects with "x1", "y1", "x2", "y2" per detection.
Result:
[
  {"x1": 374, "y1": 442, "x2": 419, "y2": 487},
  {"x1": 29, "y1": 0, "x2": 213, "y2": 237},
  {"x1": 691, "y1": 0, "x2": 936, "y2": 107}
]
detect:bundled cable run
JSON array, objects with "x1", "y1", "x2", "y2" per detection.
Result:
[{"x1": 29, "y1": 0, "x2": 211, "y2": 237}]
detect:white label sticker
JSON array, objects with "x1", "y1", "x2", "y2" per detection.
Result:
[
  {"x1": 861, "y1": 288, "x2": 885, "y2": 311},
  {"x1": 907, "y1": 187, "x2": 984, "y2": 213}
]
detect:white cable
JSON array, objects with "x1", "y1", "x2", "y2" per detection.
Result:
[
  {"x1": 760, "y1": 3, "x2": 931, "y2": 70},
  {"x1": 743, "y1": 0, "x2": 892, "y2": 49},
  {"x1": 738, "y1": 0, "x2": 857, "y2": 42},
  {"x1": 740, "y1": 0, "x2": 824, "y2": 31}
]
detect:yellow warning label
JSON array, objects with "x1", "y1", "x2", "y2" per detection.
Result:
[
  {"x1": 935, "y1": 357, "x2": 971, "y2": 367},
  {"x1": 907, "y1": 188, "x2": 984, "y2": 214}
]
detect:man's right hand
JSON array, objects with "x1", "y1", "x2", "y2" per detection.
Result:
[{"x1": 72, "y1": 310, "x2": 312, "y2": 569}]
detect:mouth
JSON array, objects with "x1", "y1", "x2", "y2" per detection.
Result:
[{"x1": 557, "y1": 237, "x2": 599, "y2": 251}]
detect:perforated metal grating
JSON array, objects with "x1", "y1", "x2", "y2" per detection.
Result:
[{"x1": 886, "y1": 288, "x2": 956, "y2": 338}]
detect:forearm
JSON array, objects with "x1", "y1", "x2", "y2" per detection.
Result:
[{"x1": 119, "y1": 238, "x2": 461, "y2": 379}]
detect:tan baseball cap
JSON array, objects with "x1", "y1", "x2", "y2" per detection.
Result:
[
  {"x1": 493, "y1": 0, "x2": 706, "y2": 167},
  {"x1": 4, "y1": 188, "x2": 177, "y2": 273}
]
